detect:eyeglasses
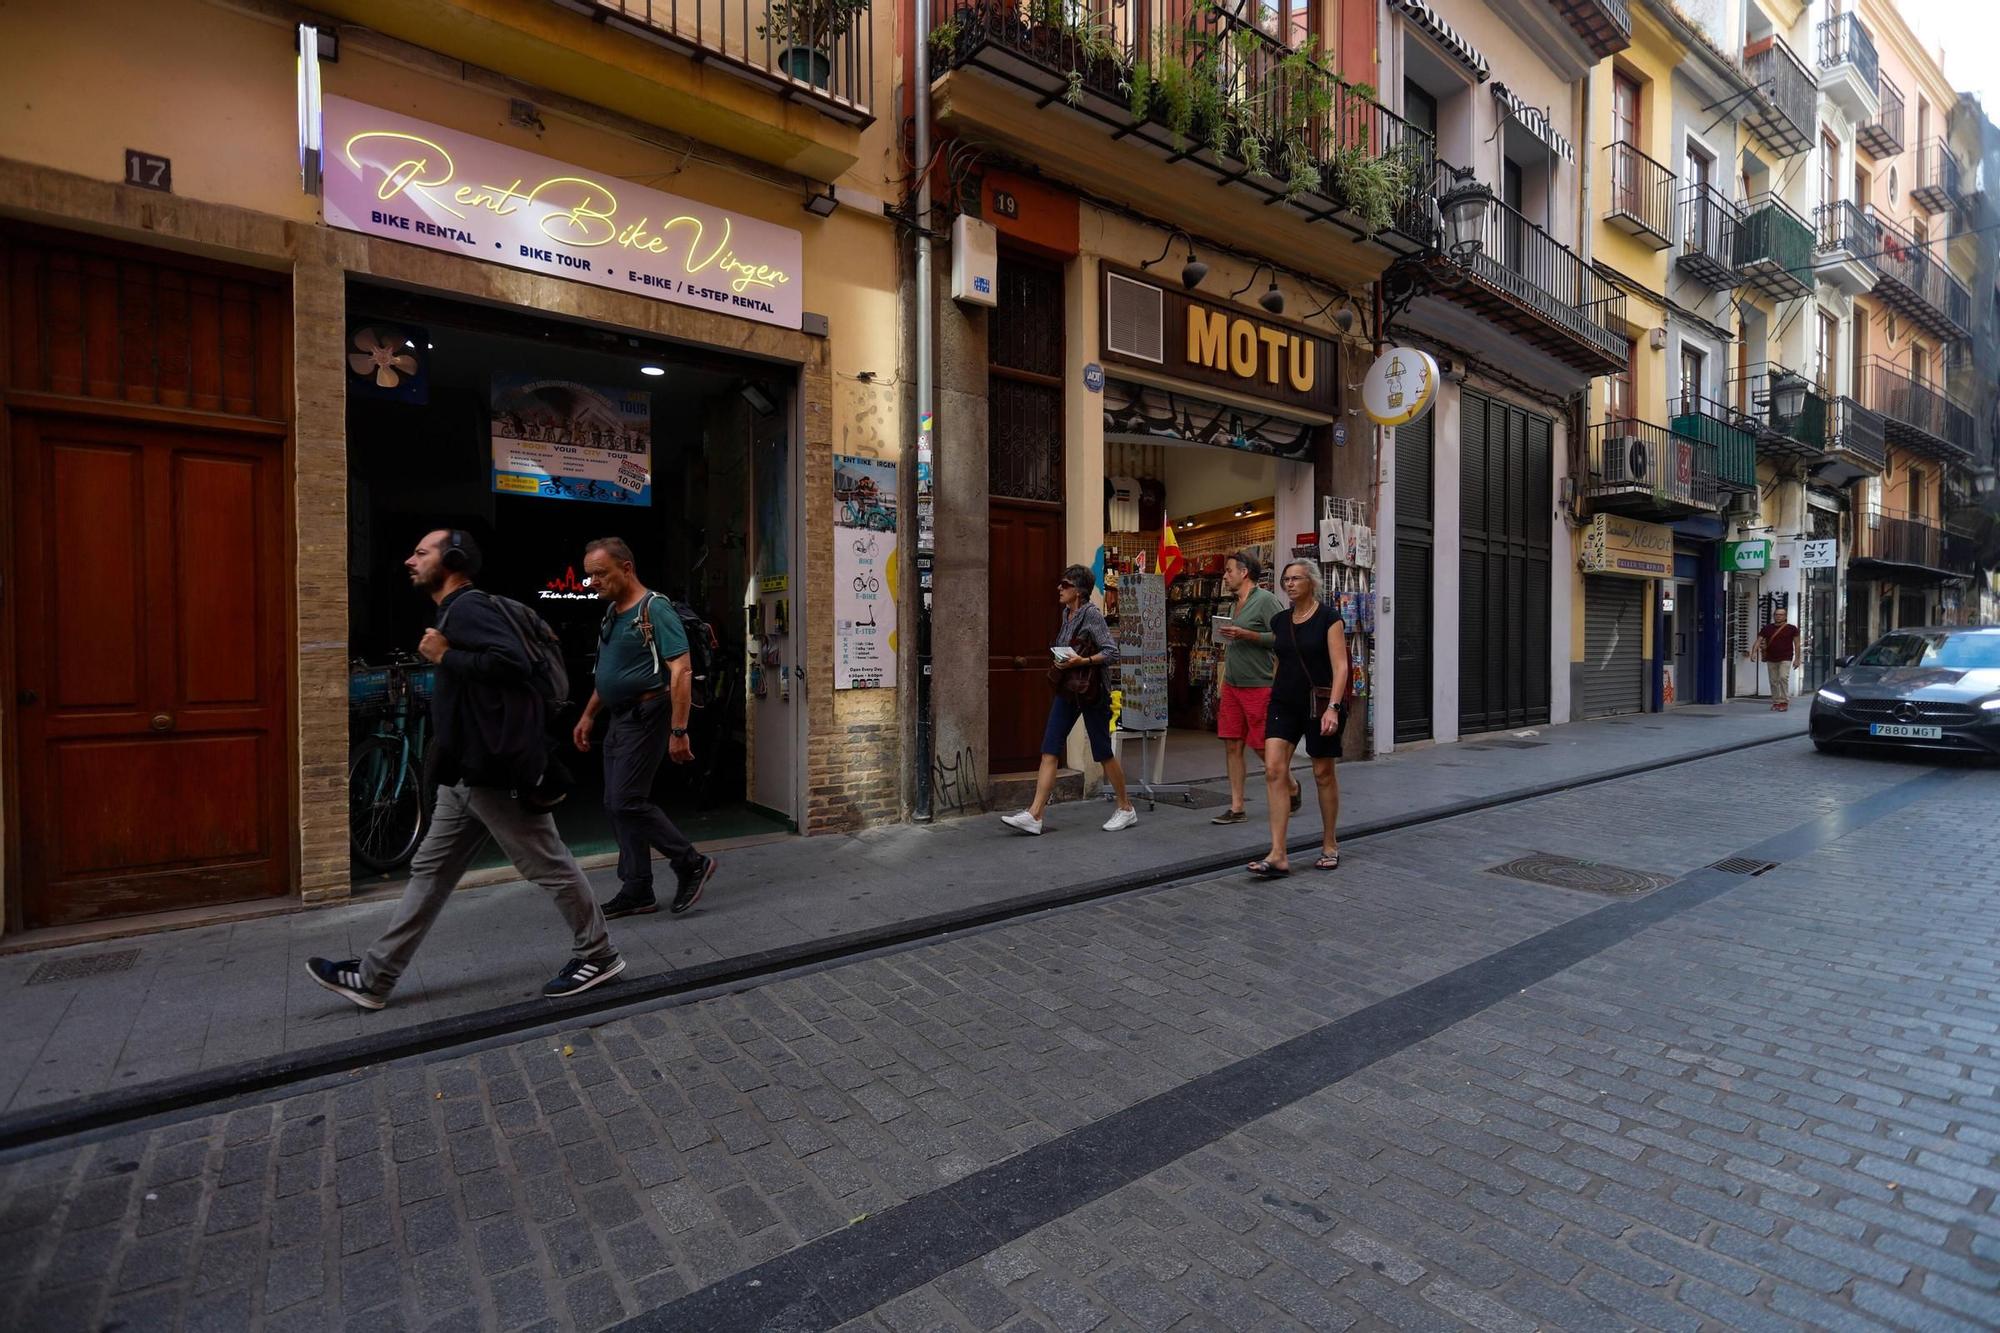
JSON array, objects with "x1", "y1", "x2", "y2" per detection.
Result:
[{"x1": 1057, "y1": 581, "x2": 1076, "y2": 590}]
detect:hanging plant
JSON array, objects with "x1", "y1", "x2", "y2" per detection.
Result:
[
  {"x1": 927, "y1": 19, "x2": 961, "y2": 60},
  {"x1": 1125, "y1": 54, "x2": 1154, "y2": 123},
  {"x1": 1282, "y1": 144, "x2": 1322, "y2": 200}
]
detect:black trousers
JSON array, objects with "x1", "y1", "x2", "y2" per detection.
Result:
[{"x1": 601, "y1": 695, "x2": 700, "y2": 894}]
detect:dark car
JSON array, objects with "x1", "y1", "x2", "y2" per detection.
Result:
[{"x1": 1810, "y1": 626, "x2": 2000, "y2": 758}]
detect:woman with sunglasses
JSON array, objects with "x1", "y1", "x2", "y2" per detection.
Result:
[
  {"x1": 1000, "y1": 564, "x2": 1139, "y2": 835},
  {"x1": 1249, "y1": 560, "x2": 1350, "y2": 877}
]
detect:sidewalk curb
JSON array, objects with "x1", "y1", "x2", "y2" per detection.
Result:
[{"x1": 0, "y1": 726, "x2": 1805, "y2": 1152}]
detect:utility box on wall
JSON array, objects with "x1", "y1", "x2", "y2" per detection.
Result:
[{"x1": 951, "y1": 215, "x2": 997, "y2": 307}]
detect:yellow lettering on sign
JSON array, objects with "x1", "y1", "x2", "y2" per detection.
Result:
[
  {"x1": 1257, "y1": 327, "x2": 1289, "y2": 386},
  {"x1": 1288, "y1": 338, "x2": 1314, "y2": 393},
  {"x1": 1189, "y1": 308, "x2": 1228, "y2": 369},
  {"x1": 1229, "y1": 319, "x2": 1256, "y2": 378}
]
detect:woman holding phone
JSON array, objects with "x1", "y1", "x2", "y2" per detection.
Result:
[
  {"x1": 1248, "y1": 560, "x2": 1350, "y2": 876},
  {"x1": 1000, "y1": 564, "x2": 1139, "y2": 835}
]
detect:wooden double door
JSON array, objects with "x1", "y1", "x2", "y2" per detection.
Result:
[{"x1": 4, "y1": 227, "x2": 293, "y2": 929}]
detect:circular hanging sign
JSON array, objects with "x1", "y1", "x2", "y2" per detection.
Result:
[{"x1": 1360, "y1": 348, "x2": 1439, "y2": 427}]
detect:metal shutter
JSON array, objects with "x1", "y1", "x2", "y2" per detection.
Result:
[
  {"x1": 1394, "y1": 410, "x2": 1434, "y2": 742},
  {"x1": 1582, "y1": 576, "x2": 1647, "y2": 717}
]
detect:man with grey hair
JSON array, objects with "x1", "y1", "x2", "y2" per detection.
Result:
[{"x1": 574, "y1": 537, "x2": 717, "y2": 917}]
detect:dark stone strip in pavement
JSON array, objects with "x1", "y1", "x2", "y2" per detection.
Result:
[
  {"x1": 0, "y1": 728, "x2": 1805, "y2": 1156},
  {"x1": 615, "y1": 765, "x2": 1968, "y2": 1332}
]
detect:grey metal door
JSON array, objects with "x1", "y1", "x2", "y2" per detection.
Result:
[
  {"x1": 1583, "y1": 576, "x2": 1647, "y2": 717},
  {"x1": 1671, "y1": 578, "x2": 1696, "y2": 704}
]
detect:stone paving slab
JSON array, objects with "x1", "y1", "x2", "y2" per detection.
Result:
[
  {"x1": 5, "y1": 739, "x2": 1985, "y2": 1332},
  {"x1": 0, "y1": 706, "x2": 1804, "y2": 1115}
]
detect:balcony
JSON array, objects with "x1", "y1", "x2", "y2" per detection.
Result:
[
  {"x1": 572, "y1": 0, "x2": 875, "y2": 121},
  {"x1": 1733, "y1": 193, "x2": 1815, "y2": 300},
  {"x1": 1852, "y1": 505, "x2": 1952, "y2": 582},
  {"x1": 1740, "y1": 361, "x2": 1828, "y2": 462},
  {"x1": 927, "y1": 0, "x2": 1434, "y2": 284},
  {"x1": 1856, "y1": 74, "x2": 1904, "y2": 159},
  {"x1": 1742, "y1": 36, "x2": 1816, "y2": 158},
  {"x1": 1546, "y1": 0, "x2": 1633, "y2": 59},
  {"x1": 1813, "y1": 199, "x2": 1880, "y2": 297},
  {"x1": 1676, "y1": 183, "x2": 1742, "y2": 289},
  {"x1": 1815, "y1": 396, "x2": 1887, "y2": 486},
  {"x1": 1584, "y1": 418, "x2": 1720, "y2": 521},
  {"x1": 1863, "y1": 356, "x2": 1975, "y2": 463},
  {"x1": 1913, "y1": 139, "x2": 1962, "y2": 215},
  {"x1": 1604, "y1": 142, "x2": 1674, "y2": 249},
  {"x1": 1871, "y1": 211, "x2": 1973, "y2": 340},
  {"x1": 1669, "y1": 394, "x2": 1759, "y2": 492},
  {"x1": 1416, "y1": 160, "x2": 1628, "y2": 374},
  {"x1": 1816, "y1": 13, "x2": 1879, "y2": 125}
]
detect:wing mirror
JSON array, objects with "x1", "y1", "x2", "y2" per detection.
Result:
[{"x1": 1834, "y1": 656, "x2": 1853, "y2": 669}]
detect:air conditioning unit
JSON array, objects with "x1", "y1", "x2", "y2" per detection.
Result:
[
  {"x1": 1600, "y1": 434, "x2": 1651, "y2": 484},
  {"x1": 1726, "y1": 490, "x2": 1759, "y2": 519}
]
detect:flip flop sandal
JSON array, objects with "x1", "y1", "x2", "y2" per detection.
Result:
[
  {"x1": 1247, "y1": 860, "x2": 1292, "y2": 879},
  {"x1": 1314, "y1": 851, "x2": 1341, "y2": 871}
]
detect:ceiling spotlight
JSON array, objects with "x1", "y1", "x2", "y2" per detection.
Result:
[{"x1": 640, "y1": 365, "x2": 666, "y2": 377}]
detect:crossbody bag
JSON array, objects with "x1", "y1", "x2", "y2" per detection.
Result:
[{"x1": 1283, "y1": 607, "x2": 1337, "y2": 722}]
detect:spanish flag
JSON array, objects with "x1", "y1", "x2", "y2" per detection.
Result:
[{"x1": 1159, "y1": 519, "x2": 1185, "y2": 583}]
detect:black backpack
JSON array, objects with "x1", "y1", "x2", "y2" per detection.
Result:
[
  {"x1": 441, "y1": 590, "x2": 571, "y2": 710},
  {"x1": 607, "y1": 592, "x2": 722, "y2": 709}
]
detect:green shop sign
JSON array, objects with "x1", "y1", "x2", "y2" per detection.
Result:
[{"x1": 1722, "y1": 539, "x2": 1770, "y2": 572}]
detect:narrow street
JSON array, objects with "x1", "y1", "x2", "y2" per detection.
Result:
[{"x1": 3, "y1": 739, "x2": 1996, "y2": 1332}]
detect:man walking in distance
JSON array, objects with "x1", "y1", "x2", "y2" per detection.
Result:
[
  {"x1": 1750, "y1": 603, "x2": 1802, "y2": 711},
  {"x1": 308, "y1": 529, "x2": 624, "y2": 1010},
  {"x1": 1210, "y1": 551, "x2": 1299, "y2": 824},
  {"x1": 572, "y1": 537, "x2": 718, "y2": 918}
]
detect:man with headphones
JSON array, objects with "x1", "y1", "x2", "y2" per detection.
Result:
[{"x1": 307, "y1": 527, "x2": 624, "y2": 1010}]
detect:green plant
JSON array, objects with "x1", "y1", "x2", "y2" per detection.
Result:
[
  {"x1": 759, "y1": 0, "x2": 872, "y2": 52},
  {"x1": 928, "y1": 19, "x2": 961, "y2": 59},
  {"x1": 1327, "y1": 143, "x2": 1416, "y2": 234}
]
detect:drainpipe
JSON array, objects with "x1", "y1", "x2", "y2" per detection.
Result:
[{"x1": 912, "y1": 0, "x2": 936, "y2": 822}]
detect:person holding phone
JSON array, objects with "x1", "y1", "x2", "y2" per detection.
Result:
[
  {"x1": 1248, "y1": 561, "x2": 1350, "y2": 877},
  {"x1": 1000, "y1": 564, "x2": 1139, "y2": 835}
]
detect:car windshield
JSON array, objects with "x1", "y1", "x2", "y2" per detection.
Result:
[{"x1": 1855, "y1": 634, "x2": 2000, "y2": 669}]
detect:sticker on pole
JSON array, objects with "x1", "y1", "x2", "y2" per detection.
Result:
[{"x1": 1361, "y1": 348, "x2": 1439, "y2": 427}]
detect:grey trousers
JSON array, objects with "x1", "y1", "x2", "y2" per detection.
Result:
[
  {"x1": 601, "y1": 696, "x2": 701, "y2": 895},
  {"x1": 361, "y1": 782, "x2": 614, "y2": 996}
]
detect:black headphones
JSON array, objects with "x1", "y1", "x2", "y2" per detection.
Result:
[{"x1": 439, "y1": 529, "x2": 482, "y2": 575}]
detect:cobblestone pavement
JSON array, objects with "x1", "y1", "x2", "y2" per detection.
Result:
[{"x1": 1, "y1": 740, "x2": 1995, "y2": 1331}]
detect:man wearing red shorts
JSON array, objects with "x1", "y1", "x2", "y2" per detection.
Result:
[{"x1": 1211, "y1": 552, "x2": 1297, "y2": 824}]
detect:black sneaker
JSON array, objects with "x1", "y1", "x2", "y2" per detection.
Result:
[
  {"x1": 543, "y1": 955, "x2": 627, "y2": 998},
  {"x1": 600, "y1": 887, "x2": 658, "y2": 919},
  {"x1": 305, "y1": 957, "x2": 386, "y2": 1011},
  {"x1": 671, "y1": 855, "x2": 717, "y2": 915}
]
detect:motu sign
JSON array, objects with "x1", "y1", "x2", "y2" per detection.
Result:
[
  {"x1": 322, "y1": 96, "x2": 803, "y2": 330},
  {"x1": 1580, "y1": 514, "x2": 1672, "y2": 579},
  {"x1": 1100, "y1": 269, "x2": 1337, "y2": 416}
]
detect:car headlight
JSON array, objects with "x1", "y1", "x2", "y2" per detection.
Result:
[
  {"x1": 1981, "y1": 698, "x2": 2000, "y2": 712},
  {"x1": 1817, "y1": 688, "x2": 1848, "y2": 705}
]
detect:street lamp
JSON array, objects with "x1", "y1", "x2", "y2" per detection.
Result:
[
  {"x1": 1771, "y1": 369, "x2": 1807, "y2": 421},
  {"x1": 1438, "y1": 166, "x2": 1494, "y2": 258}
]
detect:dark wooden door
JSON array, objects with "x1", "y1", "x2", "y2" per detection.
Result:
[
  {"x1": 1393, "y1": 408, "x2": 1433, "y2": 743},
  {"x1": 1459, "y1": 391, "x2": 1552, "y2": 734},
  {"x1": 987, "y1": 502, "x2": 1068, "y2": 773},
  {"x1": 10, "y1": 412, "x2": 290, "y2": 927}
]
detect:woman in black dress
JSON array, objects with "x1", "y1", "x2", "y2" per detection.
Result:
[{"x1": 1250, "y1": 560, "x2": 1351, "y2": 876}]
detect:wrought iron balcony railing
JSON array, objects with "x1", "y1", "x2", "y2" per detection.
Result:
[
  {"x1": 1857, "y1": 74, "x2": 1904, "y2": 158},
  {"x1": 1734, "y1": 192, "x2": 1815, "y2": 299},
  {"x1": 1853, "y1": 504, "x2": 1945, "y2": 572},
  {"x1": 1604, "y1": 141, "x2": 1674, "y2": 248},
  {"x1": 1826, "y1": 395, "x2": 1887, "y2": 473},
  {"x1": 1740, "y1": 361, "x2": 1828, "y2": 460},
  {"x1": 1814, "y1": 199, "x2": 1880, "y2": 274},
  {"x1": 1585, "y1": 417, "x2": 1719, "y2": 518},
  {"x1": 1546, "y1": 0, "x2": 1633, "y2": 59},
  {"x1": 1676, "y1": 182, "x2": 1741, "y2": 288},
  {"x1": 1870, "y1": 209, "x2": 1973, "y2": 340},
  {"x1": 1816, "y1": 12, "x2": 1878, "y2": 96},
  {"x1": 1669, "y1": 393, "x2": 1759, "y2": 491},
  {"x1": 1913, "y1": 138, "x2": 1962, "y2": 214},
  {"x1": 1743, "y1": 35, "x2": 1816, "y2": 157},
  {"x1": 1863, "y1": 355, "x2": 1975, "y2": 462},
  {"x1": 1424, "y1": 159, "x2": 1627, "y2": 370},
  {"x1": 578, "y1": 0, "x2": 875, "y2": 122},
  {"x1": 927, "y1": 0, "x2": 1434, "y2": 242}
]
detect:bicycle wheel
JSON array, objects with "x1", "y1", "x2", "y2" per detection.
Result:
[{"x1": 350, "y1": 736, "x2": 426, "y2": 872}]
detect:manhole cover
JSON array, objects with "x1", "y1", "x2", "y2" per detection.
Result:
[
  {"x1": 1487, "y1": 854, "x2": 1674, "y2": 896},
  {"x1": 27, "y1": 948, "x2": 142, "y2": 986}
]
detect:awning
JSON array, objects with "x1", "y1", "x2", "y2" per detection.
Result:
[{"x1": 1492, "y1": 83, "x2": 1576, "y2": 163}]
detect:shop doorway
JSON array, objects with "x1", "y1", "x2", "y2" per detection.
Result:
[
  {"x1": 1393, "y1": 409, "x2": 1435, "y2": 743},
  {"x1": 1668, "y1": 578, "x2": 1697, "y2": 705},
  {"x1": 344, "y1": 289, "x2": 799, "y2": 882},
  {"x1": 1459, "y1": 391, "x2": 1553, "y2": 732},
  {"x1": 1582, "y1": 576, "x2": 1647, "y2": 717}
]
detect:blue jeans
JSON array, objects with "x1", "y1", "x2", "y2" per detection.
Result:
[{"x1": 1041, "y1": 691, "x2": 1115, "y2": 762}]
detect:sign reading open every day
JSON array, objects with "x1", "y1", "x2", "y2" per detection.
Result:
[
  {"x1": 322, "y1": 96, "x2": 804, "y2": 330},
  {"x1": 1581, "y1": 513, "x2": 1673, "y2": 579},
  {"x1": 1100, "y1": 269, "x2": 1338, "y2": 416}
]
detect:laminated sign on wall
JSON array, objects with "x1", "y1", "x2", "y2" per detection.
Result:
[
  {"x1": 490, "y1": 376, "x2": 651, "y2": 505},
  {"x1": 834, "y1": 456, "x2": 898, "y2": 689}
]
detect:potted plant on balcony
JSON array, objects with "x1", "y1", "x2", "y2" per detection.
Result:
[{"x1": 760, "y1": 0, "x2": 871, "y2": 91}]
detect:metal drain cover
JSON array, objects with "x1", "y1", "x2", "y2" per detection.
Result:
[
  {"x1": 1487, "y1": 854, "x2": 1674, "y2": 896},
  {"x1": 27, "y1": 948, "x2": 142, "y2": 985},
  {"x1": 1711, "y1": 856, "x2": 1779, "y2": 876}
]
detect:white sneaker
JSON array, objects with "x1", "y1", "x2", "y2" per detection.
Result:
[
  {"x1": 1001, "y1": 810, "x2": 1044, "y2": 835},
  {"x1": 1102, "y1": 806, "x2": 1139, "y2": 832}
]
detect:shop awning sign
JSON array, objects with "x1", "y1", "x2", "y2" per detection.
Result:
[
  {"x1": 1360, "y1": 348, "x2": 1438, "y2": 427},
  {"x1": 322, "y1": 96, "x2": 803, "y2": 330},
  {"x1": 1580, "y1": 514, "x2": 1672, "y2": 579},
  {"x1": 1722, "y1": 539, "x2": 1770, "y2": 572}
]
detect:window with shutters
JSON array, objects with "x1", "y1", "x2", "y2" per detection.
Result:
[{"x1": 1458, "y1": 391, "x2": 1552, "y2": 733}]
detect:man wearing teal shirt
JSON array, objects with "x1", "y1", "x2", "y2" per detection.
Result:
[
  {"x1": 573, "y1": 538, "x2": 717, "y2": 917},
  {"x1": 1210, "y1": 551, "x2": 1299, "y2": 824}
]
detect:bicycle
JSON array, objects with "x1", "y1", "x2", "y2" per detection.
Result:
[{"x1": 349, "y1": 651, "x2": 436, "y2": 872}]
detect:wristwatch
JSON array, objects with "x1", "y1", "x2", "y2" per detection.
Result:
[{"x1": 670, "y1": 727, "x2": 690, "y2": 737}]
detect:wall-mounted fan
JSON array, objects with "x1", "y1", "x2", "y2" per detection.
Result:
[{"x1": 346, "y1": 323, "x2": 430, "y2": 404}]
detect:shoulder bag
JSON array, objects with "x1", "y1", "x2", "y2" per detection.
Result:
[
  {"x1": 1283, "y1": 607, "x2": 1338, "y2": 725},
  {"x1": 1046, "y1": 625, "x2": 1106, "y2": 705}
]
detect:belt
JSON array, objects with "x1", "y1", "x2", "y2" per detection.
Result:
[{"x1": 613, "y1": 687, "x2": 668, "y2": 713}]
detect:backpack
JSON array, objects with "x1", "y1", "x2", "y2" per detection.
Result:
[
  {"x1": 605, "y1": 592, "x2": 722, "y2": 709},
  {"x1": 441, "y1": 590, "x2": 571, "y2": 709}
]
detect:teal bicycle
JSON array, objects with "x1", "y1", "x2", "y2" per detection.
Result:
[{"x1": 349, "y1": 652, "x2": 435, "y2": 872}]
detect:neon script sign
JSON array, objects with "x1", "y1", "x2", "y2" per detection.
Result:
[{"x1": 323, "y1": 96, "x2": 804, "y2": 330}]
